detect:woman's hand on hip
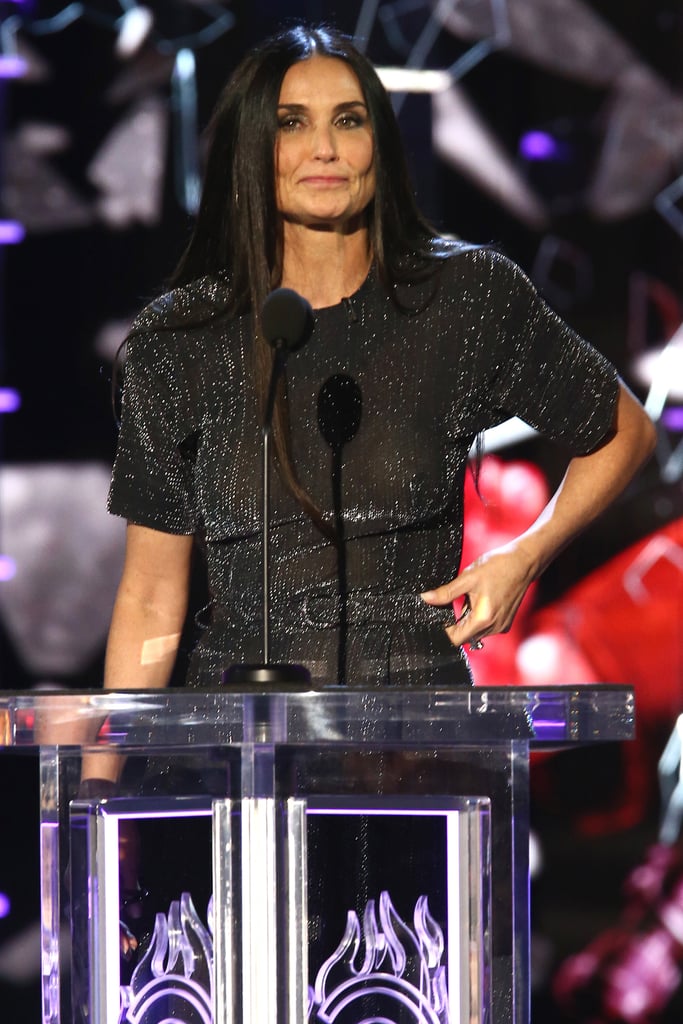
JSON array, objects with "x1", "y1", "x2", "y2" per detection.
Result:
[{"x1": 420, "y1": 541, "x2": 538, "y2": 649}]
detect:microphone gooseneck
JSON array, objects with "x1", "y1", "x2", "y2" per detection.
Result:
[
  {"x1": 262, "y1": 288, "x2": 314, "y2": 430},
  {"x1": 222, "y1": 288, "x2": 314, "y2": 690},
  {"x1": 260, "y1": 288, "x2": 313, "y2": 668}
]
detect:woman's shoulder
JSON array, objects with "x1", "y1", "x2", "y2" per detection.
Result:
[
  {"x1": 435, "y1": 239, "x2": 515, "y2": 273},
  {"x1": 431, "y1": 241, "x2": 537, "y2": 300},
  {"x1": 129, "y1": 273, "x2": 234, "y2": 337}
]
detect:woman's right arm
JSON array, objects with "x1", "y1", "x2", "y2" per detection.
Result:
[
  {"x1": 80, "y1": 523, "x2": 194, "y2": 784},
  {"x1": 104, "y1": 523, "x2": 195, "y2": 690}
]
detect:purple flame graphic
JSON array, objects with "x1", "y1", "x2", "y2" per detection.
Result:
[
  {"x1": 309, "y1": 891, "x2": 449, "y2": 1024},
  {"x1": 120, "y1": 892, "x2": 213, "y2": 1024}
]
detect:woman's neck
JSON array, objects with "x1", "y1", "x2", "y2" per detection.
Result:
[{"x1": 279, "y1": 223, "x2": 372, "y2": 309}]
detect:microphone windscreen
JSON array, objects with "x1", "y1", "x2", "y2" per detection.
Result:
[
  {"x1": 262, "y1": 288, "x2": 314, "y2": 352},
  {"x1": 318, "y1": 374, "x2": 363, "y2": 448}
]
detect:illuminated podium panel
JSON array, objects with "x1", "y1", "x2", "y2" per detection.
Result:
[{"x1": 0, "y1": 686, "x2": 634, "y2": 1024}]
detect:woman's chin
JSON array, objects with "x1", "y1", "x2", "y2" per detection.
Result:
[{"x1": 285, "y1": 208, "x2": 369, "y2": 234}]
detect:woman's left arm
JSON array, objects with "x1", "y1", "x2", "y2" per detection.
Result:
[{"x1": 421, "y1": 382, "x2": 657, "y2": 648}]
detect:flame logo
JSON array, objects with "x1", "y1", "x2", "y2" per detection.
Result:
[
  {"x1": 119, "y1": 892, "x2": 213, "y2": 1024},
  {"x1": 309, "y1": 891, "x2": 450, "y2": 1024},
  {"x1": 116, "y1": 889, "x2": 449, "y2": 1024}
]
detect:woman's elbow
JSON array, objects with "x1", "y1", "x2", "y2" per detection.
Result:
[{"x1": 616, "y1": 383, "x2": 657, "y2": 467}]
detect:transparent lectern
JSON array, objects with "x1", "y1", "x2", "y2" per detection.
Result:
[{"x1": 0, "y1": 685, "x2": 634, "y2": 1024}]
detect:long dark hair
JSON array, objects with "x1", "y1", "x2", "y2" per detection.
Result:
[
  {"x1": 168, "y1": 25, "x2": 457, "y2": 532},
  {"x1": 172, "y1": 24, "x2": 449, "y2": 291}
]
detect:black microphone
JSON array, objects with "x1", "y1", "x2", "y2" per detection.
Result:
[
  {"x1": 223, "y1": 287, "x2": 314, "y2": 690},
  {"x1": 262, "y1": 288, "x2": 314, "y2": 430},
  {"x1": 262, "y1": 286, "x2": 314, "y2": 353},
  {"x1": 318, "y1": 373, "x2": 363, "y2": 449}
]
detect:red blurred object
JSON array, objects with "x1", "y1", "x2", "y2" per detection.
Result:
[
  {"x1": 554, "y1": 842, "x2": 683, "y2": 1023},
  {"x1": 462, "y1": 455, "x2": 550, "y2": 687},
  {"x1": 529, "y1": 517, "x2": 683, "y2": 721},
  {"x1": 464, "y1": 460, "x2": 682, "y2": 714},
  {"x1": 526, "y1": 517, "x2": 683, "y2": 831},
  {"x1": 462, "y1": 459, "x2": 683, "y2": 832}
]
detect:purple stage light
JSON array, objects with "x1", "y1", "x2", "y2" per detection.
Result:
[
  {"x1": 0, "y1": 893, "x2": 10, "y2": 919},
  {"x1": 662, "y1": 406, "x2": 683, "y2": 431},
  {"x1": 0, "y1": 557, "x2": 17, "y2": 582},
  {"x1": 0, "y1": 220, "x2": 25, "y2": 244},
  {"x1": 519, "y1": 130, "x2": 560, "y2": 161},
  {"x1": 0, "y1": 55, "x2": 28, "y2": 79},
  {"x1": 0, "y1": 388, "x2": 21, "y2": 413}
]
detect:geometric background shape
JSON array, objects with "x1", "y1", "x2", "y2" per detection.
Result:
[{"x1": 0, "y1": 463, "x2": 124, "y2": 677}]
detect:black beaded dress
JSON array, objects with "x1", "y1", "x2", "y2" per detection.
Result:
[{"x1": 108, "y1": 246, "x2": 619, "y2": 688}]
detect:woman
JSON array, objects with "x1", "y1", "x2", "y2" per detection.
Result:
[{"x1": 103, "y1": 24, "x2": 655, "y2": 694}]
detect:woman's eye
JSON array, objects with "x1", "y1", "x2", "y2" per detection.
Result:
[
  {"x1": 278, "y1": 117, "x2": 302, "y2": 131},
  {"x1": 335, "y1": 113, "x2": 364, "y2": 128}
]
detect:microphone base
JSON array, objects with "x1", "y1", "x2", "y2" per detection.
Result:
[{"x1": 221, "y1": 662, "x2": 312, "y2": 689}]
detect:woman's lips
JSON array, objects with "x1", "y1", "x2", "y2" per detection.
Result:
[{"x1": 300, "y1": 176, "x2": 347, "y2": 186}]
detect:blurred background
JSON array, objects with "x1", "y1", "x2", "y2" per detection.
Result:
[{"x1": 0, "y1": 0, "x2": 682, "y2": 1020}]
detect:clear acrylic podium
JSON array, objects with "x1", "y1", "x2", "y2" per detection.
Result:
[{"x1": 0, "y1": 685, "x2": 634, "y2": 1024}]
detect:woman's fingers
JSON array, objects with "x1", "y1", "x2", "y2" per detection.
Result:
[
  {"x1": 421, "y1": 547, "x2": 531, "y2": 650},
  {"x1": 420, "y1": 574, "x2": 470, "y2": 607},
  {"x1": 421, "y1": 572, "x2": 490, "y2": 649},
  {"x1": 444, "y1": 590, "x2": 493, "y2": 650}
]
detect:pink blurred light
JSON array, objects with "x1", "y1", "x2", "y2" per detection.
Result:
[
  {"x1": 0, "y1": 221, "x2": 25, "y2": 244},
  {"x1": 662, "y1": 406, "x2": 683, "y2": 431},
  {"x1": 0, "y1": 893, "x2": 10, "y2": 919},
  {"x1": 0, "y1": 56, "x2": 28, "y2": 79},
  {"x1": 0, "y1": 388, "x2": 21, "y2": 413},
  {"x1": 0, "y1": 557, "x2": 16, "y2": 582},
  {"x1": 520, "y1": 130, "x2": 560, "y2": 161}
]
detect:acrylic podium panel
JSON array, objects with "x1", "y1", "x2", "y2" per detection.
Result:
[{"x1": 0, "y1": 686, "x2": 635, "y2": 1024}]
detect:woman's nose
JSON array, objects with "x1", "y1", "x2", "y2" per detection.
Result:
[{"x1": 312, "y1": 124, "x2": 338, "y2": 160}]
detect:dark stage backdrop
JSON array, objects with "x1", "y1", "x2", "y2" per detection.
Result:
[{"x1": 0, "y1": 2, "x2": 682, "y2": 1021}]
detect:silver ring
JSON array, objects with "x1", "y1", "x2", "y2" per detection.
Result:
[{"x1": 469, "y1": 639, "x2": 485, "y2": 651}]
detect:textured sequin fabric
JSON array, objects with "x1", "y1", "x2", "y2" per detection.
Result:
[{"x1": 108, "y1": 247, "x2": 619, "y2": 688}]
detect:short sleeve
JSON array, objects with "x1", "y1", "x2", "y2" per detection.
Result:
[
  {"x1": 107, "y1": 327, "x2": 199, "y2": 534},
  {"x1": 478, "y1": 252, "x2": 619, "y2": 455}
]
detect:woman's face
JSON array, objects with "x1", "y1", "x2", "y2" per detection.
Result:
[{"x1": 274, "y1": 55, "x2": 376, "y2": 231}]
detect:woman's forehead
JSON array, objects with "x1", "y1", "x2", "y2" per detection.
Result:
[{"x1": 278, "y1": 56, "x2": 365, "y2": 104}]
